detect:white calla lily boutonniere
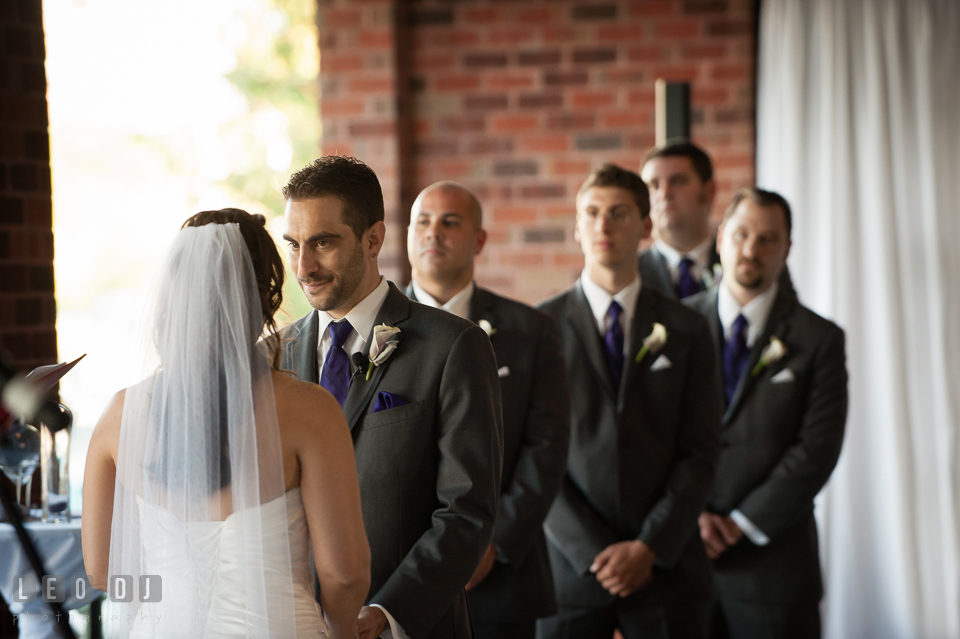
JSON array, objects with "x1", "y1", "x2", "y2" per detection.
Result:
[
  {"x1": 752, "y1": 336, "x2": 787, "y2": 376},
  {"x1": 635, "y1": 322, "x2": 668, "y2": 364},
  {"x1": 366, "y1": 324, "x2": 401, "y2": 380},
  {"x1": 478, "y1": 319, "x2": 497, "y2": 337}
]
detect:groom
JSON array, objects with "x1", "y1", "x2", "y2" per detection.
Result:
[{"x1": 279, "y1": 156, "x2": 504, "y2": 639}]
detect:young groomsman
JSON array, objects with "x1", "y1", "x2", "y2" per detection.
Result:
[
  {"x1": 404, "y1": 181, "x2": 570, "y2": 639},
  {"x1": 279, "y1": 157, "x2": 503, "y2": 639},
  {"x1": 685, "y1": 188, "x2": 847, "y2": 639},
  {"x1": 639, "y1": 140, "x2": 721, "y2": 299},
  {"x1": 537, "y1": 164, "x2": 723, "y2": 639}
]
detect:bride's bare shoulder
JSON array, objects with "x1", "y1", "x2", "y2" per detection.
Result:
[{"x1": 271, "y1": 370, "x2": 343, "y2": 433}]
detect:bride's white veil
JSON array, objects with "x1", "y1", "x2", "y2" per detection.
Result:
[{"x1": 107, "y1": 222, "x2": 297, "y2": 637}]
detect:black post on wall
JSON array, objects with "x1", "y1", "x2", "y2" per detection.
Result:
[{"x1": 655, "y1": 79, "x2": 691, "y2": 145}]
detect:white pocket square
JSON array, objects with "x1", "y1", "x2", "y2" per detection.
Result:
[
  {"x1": 770, "y1": 368, "x2": 795, "y2": 383},
  {"x1": 649, "y1": 354, "x2": 672, "y2": 371},
  {"x1": 498, "y1": 366, "x2": 511, "y2": 378}
]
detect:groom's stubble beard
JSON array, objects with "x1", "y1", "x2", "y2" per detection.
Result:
[{"x1": 299, "y1": 240, "x2": 367, "y2": 312}]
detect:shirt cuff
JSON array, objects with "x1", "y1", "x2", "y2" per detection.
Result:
[
  {"x1": 730, "y1": 509, "x2": 770, "y2": 546},
  {"x1": 369, "y1": 604, "x2": 410, "y2": 639}
]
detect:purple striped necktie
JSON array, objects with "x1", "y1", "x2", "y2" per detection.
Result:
[
  {"x1": 676, "y1": 257, "x2": 701, "y2": 299},
  {"x1": 320, "y1": 320, "x2": 354, "y2": 407},
  {"x1": 722, "y1": 313, "x2": 750, "y2": 403},
  {"x1": 604, "y1": 301, "x2": 625, "y2": 389}
]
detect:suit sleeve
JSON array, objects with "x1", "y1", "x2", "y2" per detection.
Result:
[
  {"x1": 637, "y1": 315, "x2": 724, "y2": 568},
  {"x1": 736, "y1": 327, "x2": 848, "y2": 540},
  {"x1": 544, "y1": 474, "x2": 622, "y2": 575},
  {"x1": 493, "y1": 316, "x2": 570, "y2": 565},
  {"x1": 369, "y1": 324, "x2": 503, "y2": 637}
]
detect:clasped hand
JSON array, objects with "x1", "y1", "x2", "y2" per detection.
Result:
[
  {"x1": 590, "y1": 540, "x2": 656, "y2": 598},
  {"x1": 698, "y1": 512, "x2": 744, "y2": 559},
  {"x1": 357, "y1": 605, "x2": 386, "y2": 639}
]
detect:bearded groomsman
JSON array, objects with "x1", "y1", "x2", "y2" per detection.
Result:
[
  {"x1": 404, "y1": 181, "x2": 570, "y2": 639},
  {"x1": 279, "y1": 157, "x2": 503, "y2": 639},
  {"x1": 684, "y1": 188, "x2": 847, "y2": 639},
  {"x1": 536, "y1": 164, "x2": 723, "y2": 639}
]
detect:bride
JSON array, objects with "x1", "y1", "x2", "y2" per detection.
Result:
[{"x1": 81, "y1": 209, "x2": 370, "y2": 638}]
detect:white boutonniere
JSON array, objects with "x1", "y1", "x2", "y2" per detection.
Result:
[
  {"x1": 752, "y1": 336, "x2": 787, "y2": 376},
  {"x1": 703, "y1": 263, "x2": 724, "y2": 289},
  {"x1": 478, "y1": 319, "x2": 497, "y2": 336},
  {"x1": 635, "y1": 322, "x2": 668, "y2": 364},
  {"x1": 366, "y1": 324, "x2": 401, "y2": 380}
]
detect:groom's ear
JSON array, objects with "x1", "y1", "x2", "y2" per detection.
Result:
[{"x1": 366, "y1": 221, "x2": 387, "y2": 259}]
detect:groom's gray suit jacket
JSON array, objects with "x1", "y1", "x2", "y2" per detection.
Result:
[
  {"x1": 280, "y1": 282, "x2": 504, "y2": 639},
  {"x1": 405, "y1": 284, "x2": 571, "y2": 624},
  {"x1": 685, "y1": 286, "x2": 847, "y2": 604}
]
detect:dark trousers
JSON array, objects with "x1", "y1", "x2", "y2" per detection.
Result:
[
  {"x1": 709, "y1": 597, "x2": 821, "y2": 639},
  {"x1": 474, "y1": 620, "x2": 536, "y2": 639},
  {"x1": 537, "y1": 600, "x2": 709, "y2": 639}
]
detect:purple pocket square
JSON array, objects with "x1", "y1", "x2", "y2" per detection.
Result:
[{"x1": 372, "y1": 391, "x2": 408, "y2": 413}]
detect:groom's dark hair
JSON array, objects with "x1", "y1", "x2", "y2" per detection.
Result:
[{"x1": 282, "y1": 155, "x2": 385, "y2": 239}]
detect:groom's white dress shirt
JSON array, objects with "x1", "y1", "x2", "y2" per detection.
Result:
[
  {"x1": 717, "y1": 281, "x2": 780, "y2": 547},
  {"x1": 314, "y1": 275, "x2": 409, "y2": 639}
]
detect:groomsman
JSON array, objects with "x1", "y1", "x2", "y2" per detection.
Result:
[
  {"x1": 404, "y1": 181, "x2": 571, "y2": 639},
  {"x1": 537, "y1": 164, "x2": 723, "y2": 639},
  {"x1": 639, "y1": 140, "x2": 721, "y2": 299},
  {"x1": 684, "y1": 188, "x2": 847, "y2": 639},
  {"x1": 279, "y1": 157, "x2": 503, "y2": 639}
]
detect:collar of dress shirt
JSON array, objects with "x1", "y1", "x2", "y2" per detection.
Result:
[
  {"x1": 579, "y1": 270, "x2": 642, "y2": 348},
  {"x1": 410, "y1": 280, "x2": 474, "y2": 320},
  {"x1": 316, "y1": 276, "x2": 390, "y2": 373},
  {"x1": 718, "y1": 281, "x2": 779, "y2": 347},
  {"x1": 654, "y1": 236, "x2": 714, "y2": 283}
]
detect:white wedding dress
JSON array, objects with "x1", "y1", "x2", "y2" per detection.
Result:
[
  {"x1": 109, "y1": 224, "x2": 333, "y2": 638},
  {"x1": 128, "y1": 487, "x2": 329, "y2": 638}
]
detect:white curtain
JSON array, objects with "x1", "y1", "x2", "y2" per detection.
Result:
[{"x1": 756, "y1": 1, "x2": 960, "y2": 638}]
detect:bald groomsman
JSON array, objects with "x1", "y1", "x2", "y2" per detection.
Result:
[
  {"x1": 405, "y1": 181, "x2": 571, "y2": 639},
  {"x1": 537, "y1": 164, "x2": 722, "y2": 639},
  {"x1": 685, "y1": 188, "x2": 847, "y2": 639},
  {"x1": 639, "y1": 140, "x2": 721, "y2": 299}
]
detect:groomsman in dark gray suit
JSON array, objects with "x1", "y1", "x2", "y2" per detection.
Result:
[
  {"x1": 403, "y1": 181, "x2": 571, "y2": 639},
  {"x1": 639, "y1": 141, "x2": 721, "y2": 299},
  {"x1": 536, "y1": 164, "x2": 723, "y2": 639},
  {"x1": 684, "y1": 188, "x2": 847, "y2": 639},
  {"x1": 278, "y1": 157, "x2": 503, "y2": 639}
]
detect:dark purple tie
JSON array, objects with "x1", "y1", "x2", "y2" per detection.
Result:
[
  {"x1": 722, "y1": 313, "x2": 750, "y2": 404},
  {"x1": 604, "y1": 301, "x2": 625, "y2": 388},
  {"x1": 320, "y1": 320, "x2": 353, "y2": 408},
  {"x1": 676, "y1": 257, "x2": 701, "y2": 299}
]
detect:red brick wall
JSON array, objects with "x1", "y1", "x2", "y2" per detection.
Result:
[
  {"x1": 0, "y1": 0, "x2": 57, "y2": 372},
  {"x1": 321, "y1": 0, "x2": 757, "y2": 304}
]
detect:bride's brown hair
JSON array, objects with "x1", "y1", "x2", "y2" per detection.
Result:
[{"x1": 181, "y1": 208, "x2": 285, "y2": 367}]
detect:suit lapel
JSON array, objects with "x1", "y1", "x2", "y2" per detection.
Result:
[
  {"x1": 647, "y1": 248, "x2": 676, "y2": 299},
  {"x1": 343, "y1": 283, "x2": 412, "y2": 430},
  {"x1": 469, "y1": 285, "x2": 497, "y2": 333},
  {"x1": 566, "y1": 281, "x2": 618, "y2": 400},
  {"x1": 702, "y1": 243, "x2": 722, "y2": 289},
  {"x1": 722, "y1": 289, "x2": 795, "y2": 424},
  {"x1": 700, "y1": 288, "x2": 723, "y2": 348},
  {"x1": 618, "y1": 286, "x2": 659, "y2": 409}
]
